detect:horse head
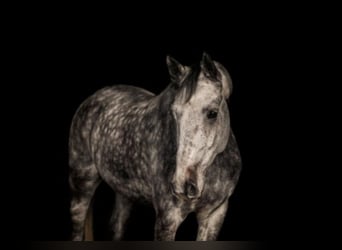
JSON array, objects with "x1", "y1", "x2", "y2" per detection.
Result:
[{"x1": 166, "y1": 52, "x2": 233, "y2": 200}]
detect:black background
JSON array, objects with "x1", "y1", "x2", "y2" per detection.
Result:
[{"x1": 7, "y1": 13, "x2": 305, "y2": 242}]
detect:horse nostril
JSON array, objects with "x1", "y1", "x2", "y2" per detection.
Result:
[{"x1": 185, "y1": 181, "x2": 198, "y2": 199}]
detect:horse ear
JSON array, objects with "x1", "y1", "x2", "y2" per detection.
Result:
[
  {"x1": 200, "y1": 52, "x2": 219, "y2": 80},
  {"x1": 166, "y1": 55, "x2": 189, "y2": 84},
  {"x1": 213, "y1": 61, "x2": 233, "y2": 99}
]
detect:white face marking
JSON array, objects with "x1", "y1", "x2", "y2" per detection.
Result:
[{"x1": 171, "y1": 72, "x2": 230, "y2": 198}]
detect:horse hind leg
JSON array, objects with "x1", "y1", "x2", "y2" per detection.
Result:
[
  {"x1": 110, "y1": 193, "x2": 133, "y2": 240},
  {"x1": 84, "y1": 203, "x2": 94, "y2": 241},
  {"x1": 69, "y1": 163, "x2": 101, "y2": 241}
]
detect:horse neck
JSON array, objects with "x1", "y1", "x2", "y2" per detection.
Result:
[
  {"x1": 142, "y1": 86, "x2": 178, "y2": 175},
  {"x1": 147, "y1": 85, "x2": 176, "y2": 131},
  {"x1": 140, "y1": 90, "x2": 169, "y2": 132}
]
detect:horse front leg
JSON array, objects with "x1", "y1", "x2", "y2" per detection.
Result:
[
  {"x1": 196, "y1": 199, "x2": 229, "y2": 241},
  {"x1": 153, "y1": 203, "x2": 186, "y2": 241},
  {"x1": 110, "y1": 193, "x2": 133, "y2": 240}
]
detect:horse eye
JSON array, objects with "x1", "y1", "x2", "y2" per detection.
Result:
[{"x1": 207, "y1": 110, "x2": 218, "y2": 120}]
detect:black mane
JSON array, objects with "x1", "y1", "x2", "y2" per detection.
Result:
[
  {"x1": 171, "y1": 63, "x2": 221, "y2": 103},
  {"x1": 177, "y1": 64, "x2": 201, "y2": 103}
]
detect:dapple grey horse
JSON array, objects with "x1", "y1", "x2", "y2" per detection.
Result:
[{"x1": 69, "y1": 53, "x2": 241, "y2": 241}]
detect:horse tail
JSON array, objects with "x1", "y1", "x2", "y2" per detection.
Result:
[{"x1": 84, "y1": 204, "x2": 94, "y2": 241}]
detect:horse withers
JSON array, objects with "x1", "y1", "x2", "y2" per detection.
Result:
[{"x1": 68, "y1": 53, "x2": 242, "y2": 241}]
